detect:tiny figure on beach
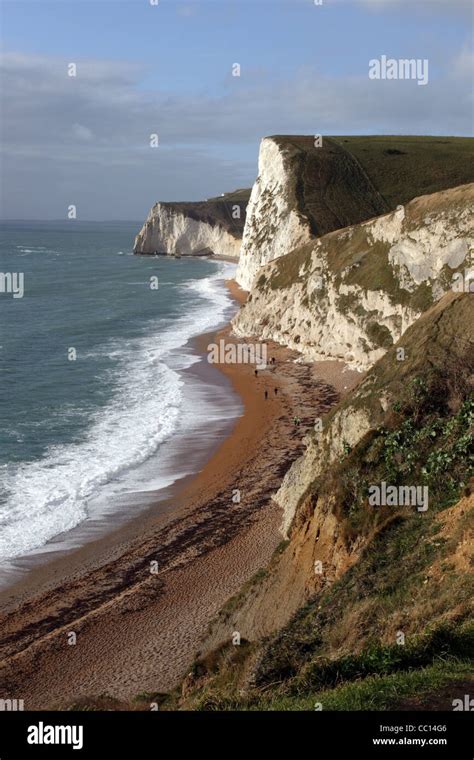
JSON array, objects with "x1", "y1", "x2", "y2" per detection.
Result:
[
  {"x1": 264, "y1": 390, "x2": 268, "y2": 400},
  {"x1": 254, "y1": 369, "x2": 258, "y2": 377},
  {"x1": 274, "y1": 387, "x2": 278, "y2": 396}
]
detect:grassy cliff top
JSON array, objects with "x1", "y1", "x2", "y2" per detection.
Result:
[
  {"x1": 333, "y1": 135, "x2": 474, "y2": 207},
  {"x1": 268, "y1": 135, "x2": 474, "y2": 236},
  {"x1": 158, "y1": 188, "x2": 251, "y2": 237}
]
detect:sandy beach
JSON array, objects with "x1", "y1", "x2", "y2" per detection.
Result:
[{"x1": 0, "y1": 280, "x2": 360, "y2": 709}]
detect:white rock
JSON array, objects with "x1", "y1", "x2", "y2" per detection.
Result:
[
  {"x1": 134, "y1": 203, "x2": 241, "y2": 259},
  {"x1": 236, "y1": 138, "x2": 313, "y2": 289},
  {"x1": 233, "y1": 183, "x2": 474, "y2": 372}
]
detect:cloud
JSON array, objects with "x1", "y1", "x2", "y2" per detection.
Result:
[
  {"x1": 453, "y1": 46, "x2": 474, "y2": 79},
  {"x1": 72, "y1": 124, "x2": 94, "y2": 141},
  {"x1": 1, "y1": 48, "x2": 472, "y2": 219},
  {"x1": 177, "y1": 4, "x2": 198, "y2": 17}
]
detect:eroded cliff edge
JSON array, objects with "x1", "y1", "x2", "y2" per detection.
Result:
[
  {"x1": 181, "y1": 292, "x2": 474, "y2": 710},
  {"x1": 130, "y1": 135, "x2": 474, "y2": 711},
  {"x1": 236, "y1": 135, "x2": 474, "y2": 289},
  {"x1": 174, "y1": 139, "x2": 474, "y2": 709},
  {"x1": 133, "y1": 188, "x2": 250, "y2": 258},
  {"x1": 234, "y1": 183, "x2": 474, "y2": 371}
]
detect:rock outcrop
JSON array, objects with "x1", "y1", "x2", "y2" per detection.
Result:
[
  {"x1": 167, "y1": 134, "x2": 474, "y2": 711},
  {"x1": 181, "y1": 293, "x2": 474, "y2": 710},
  {"x1": 233, "y1": 183, "x2": 474, "y2": 371},
  {"x1": 236, "y1": 135, "x2": 474, "y2": 290},
  {"x1": 236, "y1": 136, "x2": 389, "y2": 289},
  {"x1": 133, "y1": 189, "x2": 250, "y2": 258},
  {"x1": 264, "y1": 289, "x2": 474, "y2": 625}
]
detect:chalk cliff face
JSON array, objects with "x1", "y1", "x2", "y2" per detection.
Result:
[
  {"x1": 233, "y1": 183, "x2": 474, "y2": 371},
  {"x1": 235, "y1": 138, "x2": 313, "y2": 289},
  {"x1": 235, "y1": 136, "x2": 389, "y2": 290},
  {"x1": 133, "y1": 190, "x2": 250, "y2": 258},
  {"x1": 174, "y1": 137, "x2": 474, "y2": 711},
  {"x1": 266, "y1": 290, "x2": 474, "y2": 609}
]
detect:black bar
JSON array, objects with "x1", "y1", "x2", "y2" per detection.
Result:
[{"x1": 0, "y1": 711, "x2": 472, "y2": 758}]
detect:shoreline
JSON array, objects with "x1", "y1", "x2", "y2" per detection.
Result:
[
  {"x1": 0, "y1": 260, "x2": 243, "y2": 592},
  {"x1": 0, "y1": 329, "x2": 242, "y2": 593},
  {"x1": 0, "y1": 279, "x2": 361, "y2": 708}
]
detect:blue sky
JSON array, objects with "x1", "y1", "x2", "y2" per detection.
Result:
[{"x1": 1, "y1": 0, "x2": 473, "y2": 219}]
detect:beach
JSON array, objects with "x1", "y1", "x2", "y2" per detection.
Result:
[{"x1": 0, "y1": 280, "x2": 360, "y2": 709}]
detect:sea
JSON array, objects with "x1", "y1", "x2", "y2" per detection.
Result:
[{"x1": 0, "y1": 221, "x2": 241, "y2": 571}]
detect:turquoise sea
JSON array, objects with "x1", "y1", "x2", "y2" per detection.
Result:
[{"x1": 0, "y1": 221, "x2": 240, "y2": 564}]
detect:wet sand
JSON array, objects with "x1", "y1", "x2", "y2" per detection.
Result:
[{"x1": 0, "y1": 280, "x2": 361, "y2": 708}]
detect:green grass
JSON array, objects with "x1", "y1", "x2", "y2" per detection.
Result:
[
  {"x1": 256, "y1": 660, "x2": 473, "y2": 711},
  {"x1": 206, "y1": 188, "x2": 251, "y2": 203},
  {"x1": 286, "y1": 624, "x2": 474, "y2": 694},
  {"x1": 218, "y1": 568, "x2": 269, "y2": 620},
  {"x1": 270, "y1": 135, "x2": 390, "y2": 238},
  {"x1": 266, "y1": 243, "x2": 313, "y2": 290},
  {"x1": 266, "y1": 135, "x2": 473, "y2": 245},
  {"x1": 192, "y1": 658, "x2": 473, "y2": 711},
  {"x1": 331, "y1": 387, "x2": 473, "y2": 539},
  {"x1": 366, "y1": 321, "x2": 394, "y2": 349},
  {"x1": 332, "y1": 136, "x2": 474, "y2": 208}
]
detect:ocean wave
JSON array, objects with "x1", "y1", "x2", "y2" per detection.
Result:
[{"x1": 0, "y1": 262, "x2": 236, "y2": 561}]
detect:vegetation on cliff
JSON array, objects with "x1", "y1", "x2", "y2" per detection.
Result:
[
  {"x1": 174, "y1": 294, "x2": 474, "y2": 711},
  {"x1": 159, "y1": 188, "x2": 251, "y2": 239},
  {"x1": 271, "y1": 135, "x2": 474, "y2": 233}
]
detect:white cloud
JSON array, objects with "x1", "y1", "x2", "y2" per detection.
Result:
[
  {"x1": 453, "y1": 46, "x2": 474, "y2": 79},
  {"x1": 72, "y1": 124, "x2": 93, "y2": 141},
  {"x1": 1, "y1": 49, "x2": 472, "y2": 219}
]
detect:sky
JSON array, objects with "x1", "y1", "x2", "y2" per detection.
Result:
[{"x1": 1, "y1": 0, "x2": 473, "y2": 220}]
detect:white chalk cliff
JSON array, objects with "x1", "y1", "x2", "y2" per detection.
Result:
[
  {"x1": 233, "y1": 183, "x2": 474, "y2": 372},
  {"x1": 236, "y1": 138, "x2": 314, "y2": 289},
  {"x1": 235, "y1": 135, "x2": 390, "y2": 290},
  {"x1": 134, "y1": 191, "x2": 250, "y2": 258}
]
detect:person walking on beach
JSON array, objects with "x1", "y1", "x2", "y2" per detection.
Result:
[
  {"x1": 274, "y1": 387, "x2": 278, "y2": 396},
  {"x1": 264, "y1": 390, "x2": 268, "y2": 400},
  {"x1": 254, "y1": 369, "x2": 258, "y2": 377}
]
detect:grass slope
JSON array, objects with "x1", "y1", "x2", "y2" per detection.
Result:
[
  {"x1": 175, "y1": 294, "x2": 474, "y2": 711},
  {"x1": 269, "y1": 135, "x2": 474, "y2": 240},
  {"x1": 333, "y1": 135, "x2": 474, "y2": 208}
]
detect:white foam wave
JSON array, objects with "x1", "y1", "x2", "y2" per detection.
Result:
[{"x1": 0, "y1": 262, "x2": 237, "y2": 561}]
